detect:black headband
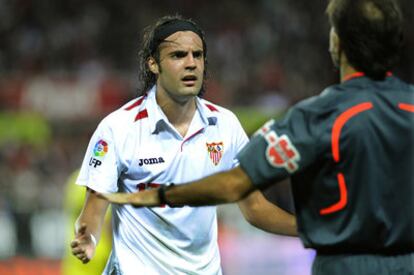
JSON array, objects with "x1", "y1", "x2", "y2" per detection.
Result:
[{"x1": 150, "y1": 19, "x2": 204, "y2": 55}]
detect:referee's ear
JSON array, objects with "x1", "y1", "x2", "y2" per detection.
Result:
[{"x1": 148, "y1": 57, "x2": 159, "y2": 74}]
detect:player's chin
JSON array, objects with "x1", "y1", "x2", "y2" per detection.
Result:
[
  {"x1": 179, "y1": 86, "x2": 201, "y2": 97},
  {"x1": 184, "y1": 82, "x2": 203, "y2": 93}
]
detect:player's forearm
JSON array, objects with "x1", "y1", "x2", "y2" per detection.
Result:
[
  {"x1": 75, "y1": 189, "x2": 110, "y2": 242},
  {"x1": 165, "y1": 166, "x2": 255, "y2": 206},
  {"x1": 267, "y1": 208, "x2": 297, "y2": 236},
  {"x1": 75, "y1": 215, "x2": 103, "y2": 242},
  {"x1": 238, "y1": 191, "x2": 297, "y2": 236},
  {"x1": 243, "y1": 205, "x2": 297, "y2": 236}
]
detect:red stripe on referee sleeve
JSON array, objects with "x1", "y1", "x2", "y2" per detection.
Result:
[
  {"x1": 331, "y1": 102, "x2": 374, "y2": 162},
  {"x1": 398, "y1": 103, "x2": 414, "y2": 112},
  {"x1": 320, "y1": 173, "x2": 348, "y2": 215}
]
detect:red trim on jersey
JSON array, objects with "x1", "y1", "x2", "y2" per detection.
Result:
[
  {"x1": 398, "y1": 103, "x2": 414, "y2": 112},
  {"x1": 134, "y1": 109, "x2": 148, "y2": 121},
  {"x1": 181, "y1": 128, "x2": 204, "y2": 151},
  {"x1": 322, "y1": 102, "x2": 373, "y2": 215},
  {"x1": 205, "y1": 103, "x2": 219, "y2": 112},
  {"x1": 320, "y1": 173, "x2": 348, "y2": 215},
  {"x1": 343, "y1": 72, "x2": 365, "y2": 82},
  {"x1": 343, "y1": 71, "x2": 392, "y2": 82},
  {"x1": 124, "y1": 95, "x2": 146, "y2": 111},
  {"x1": 331, "y1": 102, "x2": 374, "y2": 162}
]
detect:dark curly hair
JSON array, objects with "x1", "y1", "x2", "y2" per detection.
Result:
[
  {"x1": 327, "y1": 0, "x2": 403, "y2": 80},
  {"x1": 137, "y1": 15, "x2": 208, "y2": 96}
]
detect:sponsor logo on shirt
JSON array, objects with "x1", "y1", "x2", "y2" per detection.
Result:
[
  {"x1": 263, "y1": 131, "x2": 300, "y2": 173},
  {"x1": 206, "y1": 142, "x2": 224, "y2": 166},
  {"x1": 88, "y1": 139, "x2": 108, "y2": 168},
  {"x1": 138, "y1": 157, "x2": 165, "y2": 166},
  {"x1": 94, "y1": 139, "x2": 108, "y2": 157}
]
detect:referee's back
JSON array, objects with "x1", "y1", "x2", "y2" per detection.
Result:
[{"x1": 295, "y1": 75, "x2": 414, "y2": 254}]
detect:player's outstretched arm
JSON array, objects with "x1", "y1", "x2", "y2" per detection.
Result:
[
  {"x1": 238, "y1": 191, "x2": 297, "y2": 236},
  {"x1": 100, "y1": 166, "x2": 256, "y2": 207},
  {"x1": 71, "y1": 188, "x2": 109, "y2": 264},
  {"x1": 71, "y1": 223, "x2": 96, "y2": 263}
]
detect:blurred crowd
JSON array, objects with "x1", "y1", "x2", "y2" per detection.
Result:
[
  {"x1": 1, "y1": 0, "x2": 413, "y2": 104},
  {"x1": 0, "y1": 0, "x2": 413, "y2": 272}
]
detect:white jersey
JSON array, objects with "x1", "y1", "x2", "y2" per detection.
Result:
[{"x1": 77, "y1": 86, "x2": 248, "y2": 275}]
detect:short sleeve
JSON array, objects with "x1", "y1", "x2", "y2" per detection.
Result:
[
  {"x1": 76, "y1": 118, "x2": 120, "y2": 193},
  {"x1": 237, "y1": 106, "x2": 318, "y2": 188},
  {"x1": 230, "y1": 113, "x2": 249, "y2": 168}
]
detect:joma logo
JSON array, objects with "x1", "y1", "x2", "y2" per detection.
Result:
[{"x1": 138, "y1": 157, "x2": 165, "y2": 166}]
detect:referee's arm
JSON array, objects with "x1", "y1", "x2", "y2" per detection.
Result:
[{"x1": 101, "y1": 166, "x2": 252, "y2": 206}]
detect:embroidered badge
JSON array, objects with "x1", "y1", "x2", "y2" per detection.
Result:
[
  {"x1": 93, "y1": 139, "x2": 108, "y2": 157},
  {"x1": 264, "y1": 131, "x2": 300, "y2": 173},
  {"x1": 254, "y1": 119, "x2": 275, "y2": 137},
  {"x1": 206, "y1": 142, "x2": 224, "y2": 166}
]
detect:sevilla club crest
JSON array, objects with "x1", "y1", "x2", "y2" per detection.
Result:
[{"x1": 206, "y1": 142, "x2": 224, "y2": 166}]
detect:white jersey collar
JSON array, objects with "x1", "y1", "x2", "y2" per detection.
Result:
[{"x1": 145, "y1": 86, "x2": 218, "y2": 135}]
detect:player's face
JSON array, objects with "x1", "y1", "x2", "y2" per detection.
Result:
[{"x1": 150, "y1": 31, "x2": 204, "y2": 103}]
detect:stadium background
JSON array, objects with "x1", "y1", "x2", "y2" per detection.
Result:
[{"x1": 0, "y1": 0, "x2": 413, "y2": 274}]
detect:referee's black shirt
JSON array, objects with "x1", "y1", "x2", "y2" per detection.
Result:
[{"x1": 238, "y1": 75, "x2": 414, "y2": 254}]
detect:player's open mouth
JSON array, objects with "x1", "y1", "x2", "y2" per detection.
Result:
[{"x1": 182, "y1": 75, "x2": 197, "y2": 86}]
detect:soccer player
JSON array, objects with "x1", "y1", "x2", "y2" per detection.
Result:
[
  {"x1": 71, "y1": 15, "x2": 296, "y2": 275},
  {"x1": 101, "y1": 0, "x2": 414, "y2": 274}
]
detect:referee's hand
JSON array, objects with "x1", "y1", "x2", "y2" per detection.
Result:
[
  {"x1": 70, "y1": 223, "x2": 96, "y2": 264},
  {"x1": 98, "y1": 189, "x2": 160, "y2": 207}
]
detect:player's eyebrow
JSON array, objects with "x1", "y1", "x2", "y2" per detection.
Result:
[{"x1": 167, "y1": 49, "x2": 204, "y2": 58}]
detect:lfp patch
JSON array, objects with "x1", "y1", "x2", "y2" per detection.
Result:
[
  {"x1": 94, "y1": 139, "x2": 108, "y2": 157},
  {"x1": 206, "y1": 142, "x2": 224, "y2": 166}
]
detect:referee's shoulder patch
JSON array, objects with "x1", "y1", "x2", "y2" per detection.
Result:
[{"x1": 263, "y1": 131, "x2": 300, "y2": 173}]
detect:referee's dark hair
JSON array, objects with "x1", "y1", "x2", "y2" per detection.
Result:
[
  {"x1": 138, "y1": 15, "x2": 208, "y2": 96},
  {"x1": 327, "y1": 0, "x2": 404, "y2": 80}
]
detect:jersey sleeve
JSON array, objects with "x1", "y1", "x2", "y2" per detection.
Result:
[
  {"x1": 237, "y1": 106, "x2": 318, "y2": 188},
  {"x1": 76, "y1": 117, "x2": 120, "y2": 193},
  {"x1": 229, "y1": 113, "x2": 249, "y2": 168}
]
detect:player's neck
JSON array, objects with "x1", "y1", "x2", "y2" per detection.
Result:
[
  {"x1": 156, "y1": 92, "x2": 197, "y2": 137},
  {"x1": 340, "y1": 64, "x2": 359, "y2": 83}
]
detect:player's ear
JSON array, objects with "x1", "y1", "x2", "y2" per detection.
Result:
[
  {"x1": 329, "y1": 27, "x2": 341, "y2": 68},
  {"x1": 147, "y1": 57, "x2": 159, "y2": 74},
  {"x1": 329, "y1": 27, "x2": 340, "y2": 54}
]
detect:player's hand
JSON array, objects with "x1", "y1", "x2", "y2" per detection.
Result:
[
  {"x1": 98, "y1": 189, "x2": 160, "y2": 207},
  {"x1": 70, "y1": 223, "x2": 96, "y2": 264}
]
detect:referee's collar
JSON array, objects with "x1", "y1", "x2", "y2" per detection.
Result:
[{"x1": 145, "y1": 86, "x2": 218, "y2": 135}]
